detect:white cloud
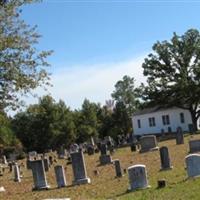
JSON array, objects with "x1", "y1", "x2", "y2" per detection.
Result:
[{"x1": 22, "y1": 54, "x2": 147, "y2": 110}]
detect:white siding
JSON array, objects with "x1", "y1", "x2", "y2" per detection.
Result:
[{"x1": 132, "y1": 107, "x2": 193, "y2": 136}]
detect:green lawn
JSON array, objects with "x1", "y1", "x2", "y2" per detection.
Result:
[{"x1": 1, "y1": 134, "x2": 200, "y2": 200}]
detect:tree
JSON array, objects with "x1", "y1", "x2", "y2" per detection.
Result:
[
  {"x1": 111, "y1": 75, "x2": 140, "y2": 117},
  {"x1": 0, "y1": 0, "x2": 52, "y2": 110},
  {"x1": 74, "y1": 99, "x2": 99, "y2": 143},
  {"x1": 12, "y1": 96, "x2": 75, "y2": 152},
  {"x1": 141, "y1": 29, "x2": 200, "y2": 131}
]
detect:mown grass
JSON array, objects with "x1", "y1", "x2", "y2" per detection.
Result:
[{"x1": 1, "y1": 134, "x2": 200, "y2": 200}]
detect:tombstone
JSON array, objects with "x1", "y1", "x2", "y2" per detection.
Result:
[
  {"x1": 43, "y1": 157, "x2": 50, "y2": 172},
  {"x1": 2, "y1": 155, "x2": 7, "y2": 165},
  {"x1": 139, "y1": 135, "x2": 159, "y2": 153},
  {"x1": 30, "y1": 159, "x2": 50, "y2": 190},
  {"x1": 130, "y1": 143, "x2": 137, "y2": 152},
  {"x1": 157, "y1": 179, "x2": 166, "y2": 188},
  {"x1": 14, "y1": 163, "x2": 21, "y2": 182},
  {"x1": 54, "y1": 165, "x2": 67, "y2": 188},
  {"x1": 128, "y1": 164, "x2": 150, "y2": 191},
  {"x1": 159, "y1": 146, "x2": 172, "y2": 170},
  {"x1": 87, "y1": 145, "x2": 95, "y2": 155},
  {"x1": 99, "y1": 143, "x2": 112, "y2": 165},
  {"x1": 185, "y1": 154, "x2": 200, "y2": 178},
  {"x1": 29, "y1": 151, "x2": 37, "y2": 157},
  {"x1": 58, "y1": 147, "x2": 67, "y2": 159},
  {"x1": 71, "y1": 151, "x2": 90, "y2": 185},
  {"x1": 176, "y1": 127, "x2": 184, "y2": 145},
  {"x1": 189, "y1": 139, "x2": 200, "y2": 153},
  {"x1": 113, "y1": 159, "x2": 123, "y2": 177}
]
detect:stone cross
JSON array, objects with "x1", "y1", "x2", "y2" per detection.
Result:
[
  {"x1": 159, "y1": 146, "x2": 172, "y2": 170},
  {"x1": 30, "y1": 159, "x2": 50, "y2": 190},
  {"x1": 176, "y1": 127, "x2": 184, "y2": 145},
  {"x1": 139, "y1": 135, "x2": 159, "y2": 153},
  {"x1": 14, "y1": 163, "x2": 21, "y2": 182},
  {"x1": 113, "y1": 159, "x2": 123, "y2": 177},
  {"x1": 185, "y1": 154, "x2": 200, "y2": 178},
  {"x1": 71, "y1": 151, "x2": 91, "y2": 185},
  {"x1": 54, "y1": 165, "x2": 67, "y2": 188},
  {"x1": 189, "y1": 139, "x2": 200, "y2": 153},
  {"x1": 128, "y1": 164, "x2": 150, "y2": 191}
]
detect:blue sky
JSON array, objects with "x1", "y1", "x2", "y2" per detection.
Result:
[{"x1": 20, "y1": 0, "x2": 200, "y2": 110}]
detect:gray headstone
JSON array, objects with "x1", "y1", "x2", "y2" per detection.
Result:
[
  {"x1": 99, "y1": 154, "x2": 112, "y2": 165},
  {"x1": 128, "y1": 164, "x2": 150, "y2": 191},
  {"x1": 14, "y1": 163, "x2": 21, "y2": 182},
  {"x1": 71, "y1": 151, "x2": 90, "y2": 185},
  {"x1": 159, "y1": 146, "x2": 172, "y2": 170},
  {"x1": 29, "y1": 151, "x2": 37, "y2": 157},
  {"x1": 185, "y1": 154, "x2": 200, "y2": 178},
  {"x1": 176, "y1": 127, "x2": 184, "y2": 145},
  {"x1": 189, "y1": 140, "x2": 200, "y2": 153},
  {"x1": 100, "y1": 143, "x2": 107, "y2": 155},
  {"x1": 54, "y1": 165, "x2": 67, "y2": 188},
  {"x1": 87, "y1": 145, "x2": 95, "y2": 155},
  {"x1": 30, "y1": 160, "x2": 50, "y2": 190},
  {"x1": 140, "y1": 135, "x2": 159, "y2": 153},
  {"x1": 113, "y1": 159, "x2": 123, "y2": 177}
]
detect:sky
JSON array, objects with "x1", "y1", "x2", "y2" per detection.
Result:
[{"x1": 20, "y1": 0, "x2": 200, "y2": 110}]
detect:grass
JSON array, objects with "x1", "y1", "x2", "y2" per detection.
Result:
[{"x1": 1, "y1": 134, "x2": 200, "y2": 200}]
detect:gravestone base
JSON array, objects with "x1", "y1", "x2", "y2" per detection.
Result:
[
  {"x1": 128, "y1": 184, "x2": 151, "y2": 192},
  {"x1": 73, "y1": 177, "x2": 91, "y2": 185},
  {"x1": 160, "y1": 166, "x2": 173, "y2": 171},
  {"x1": 32, "y1": 185, "x2": 50, "y2": 191},
  {"x1": 139, "y1": 146, "x2": 159, "y2": 153},
  {"x1": 99, "y1": 155, "x2": 112, "y2": 165}
]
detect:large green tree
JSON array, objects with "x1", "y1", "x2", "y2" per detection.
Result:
[
  {"x1": 141, "y1": 29, "x2": 200, "y2": 130},
  {"x1": 111, "y1": 75, "x2": 140, "y2": 117},
  {"x1": 12, "y1": 96, "x2": 75, "y2": 152},
  {"x1": 0, "y1": 0, "x2": 52, "y2": 110}
]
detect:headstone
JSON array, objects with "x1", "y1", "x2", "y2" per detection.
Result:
[
  {"x1": 176, "y1": 127, "x2": 184, "y2": 145},
  {"x1": 30, "y1": 159, "x2": 50, "y2": 190},
  {"x1": 130, "y1": 143, "x2": 137, "y2": 152},
  {"x1": 185, "y1": 154, "x2": 200, "y2": 178},
  {"x1": 14, "y1": 163, "x2": 21, "y2": 182},
  {"x1": 113, "y1": 159, "x2": 123, "y2": 177},
  {"x1": 58, "y1": 147, "x2": 67, "y2": 159},
  {"x1": 128, "y1": 164, "x2": 150, "y2": 191},
  {"x1": 139, "y1": 135, "x2": 159, "y2": 153},
  {"x1": 71, "y1": 151, "x2": 90, "y2": 185},
  {"x1": 29, "y1": 151, "x2": 37, "y2": 157},
  {"x1": 54, "y1": 165, "x2": 67, "y2": 188},
  {"x1": 189, "y1": 139, "x2": 200, "y2": 153},
  {"x1": 2, "y1": 155, "x2": 7, "y2": 165},
  {"x1": 99, "y1": 143, "x2": 112, "y2": 165},
  {"x1": 159, "y1": 146, "x2": 172, "y2": 170},
  {"x1": 87, "y1": 145, "x2": 95, "y2": 155},
  {"x1": 188, "y1": 124, "x2": 195, "y2": 134}
]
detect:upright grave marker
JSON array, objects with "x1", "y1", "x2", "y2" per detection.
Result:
[
  {"x1": 99, "y1": 143, "x2": 112, "y2": 165},
  {"x1": 160, "y1": 146, "x2": 172, "y2": 170},
  {"x1": 176, "y1": 127, "x2": 184, "y2": 145},
  {"x1": 54, "y1": 165, "x2": 67, "y2": 188},
  {"x1": 14, "y1": 163, "x2": 21, "y2": 182},
  {"x1": 185, "y1": 154, "x2": 200, "y2": 178},
  {"x1": 71, "y1": 151, "x2": 91, "y2": 185},
  {"x1": 128, "y1": 164, "x2": 150, "y2": 191},
  {"x1": 189, "y1": 139, "x2": 200, "y2": 153},
  {"x1": 30, "y1": 159, "x2": 50, "y2": 190},
  {"x1": 140, "y1": 135, "x2": 159, "y2": 153},
  {"x1": 113, "y1": 159, "x2": 123, "y2": 177}
]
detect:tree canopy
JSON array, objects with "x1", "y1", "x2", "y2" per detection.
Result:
[
  {"x1": 0, "y1": 0, "x2": 52, "y2": 110},
  {"x1": 141, "y1": 29, "x2": 200, "y2": 130}
]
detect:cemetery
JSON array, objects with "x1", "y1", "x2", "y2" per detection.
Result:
[{"x1": 1, "y1": 134, "x2": 200, "y2": 200}]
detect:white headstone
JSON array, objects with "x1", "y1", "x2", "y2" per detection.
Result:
[
  {"x1": 128, "y1": 164, "x2": 150, "y2": 191},
  {"x1": 14, "y1": 163, "x2": 21, "y2": 182}
]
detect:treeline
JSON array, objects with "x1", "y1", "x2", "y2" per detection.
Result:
[{"x1": 1, "y1": 76, "x2": 139, "y2": 152}]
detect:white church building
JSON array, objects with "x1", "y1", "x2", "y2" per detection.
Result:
[{"x1": 132, "y1": 106, "x2": 200, "y2": 136}]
